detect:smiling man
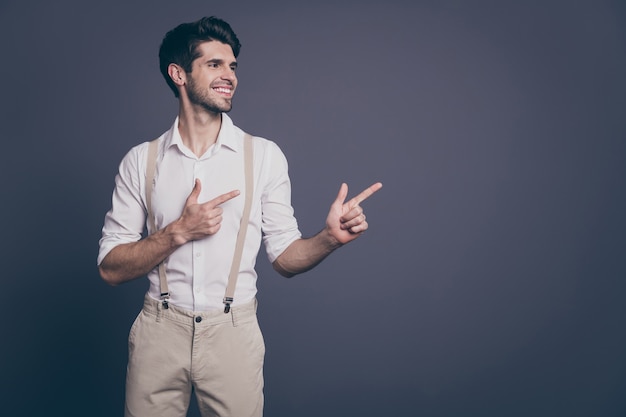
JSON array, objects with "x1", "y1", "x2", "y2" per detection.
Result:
[{"x1": 98, "y1": 16, "x2": 381, "y2": 417}]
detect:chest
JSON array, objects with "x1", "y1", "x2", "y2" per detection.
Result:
[{"x1": 151, "y1": 150, "x2": 246, "y2": 225}]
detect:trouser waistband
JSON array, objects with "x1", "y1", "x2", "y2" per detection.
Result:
[{"x1": 141, "y1": 293, "x2": 257, "y2": 327}]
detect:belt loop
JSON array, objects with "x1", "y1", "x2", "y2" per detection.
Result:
[
  {"x1": 156, "y1": 299, "x2": 162, "y2": 323},
  {"x1": 231, "y1": 306, "x2": 238, "y2": 327}
]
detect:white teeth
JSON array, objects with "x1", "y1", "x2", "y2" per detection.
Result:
[{"x1": 214, "y1": 87, "x2": 231, "y2": 93}]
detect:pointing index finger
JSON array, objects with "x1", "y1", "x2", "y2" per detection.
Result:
[
  {"x1": 350, "y1": 182, "x2": 383, "y2": 206},
  {"x1": 207, "y1": 190, "x2": 241, "y2": 207}
]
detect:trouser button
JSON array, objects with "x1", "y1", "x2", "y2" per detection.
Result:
[{"x1": 195, "y1": 316, "x2": 202, "y2": 323}]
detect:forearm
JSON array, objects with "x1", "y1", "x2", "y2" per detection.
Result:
[
  {"x1": 272, "y1": 228, "x2": 343, "y2": 278},
  {"x1": 99, "y1": 222, "x2": 186, "y2": 285}
]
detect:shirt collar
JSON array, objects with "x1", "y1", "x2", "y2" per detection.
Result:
[
  {"x1": 162, "y1": 113, "x2": 241, "y2": 159},
  {"x1": 217, "y1": 113, "x2": 240, "y2": 152}
]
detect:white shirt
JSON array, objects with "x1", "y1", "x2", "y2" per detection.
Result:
[{"x1": 98, "y1": 114, "x2": 302, "y2": 311}]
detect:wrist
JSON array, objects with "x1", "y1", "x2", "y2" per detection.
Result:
[
  {"x1": 321, "y1": 227, "x2": 344, "y2": 251},
  {"x1": 163, "y1": 220, "x2": 189, "y2": 248}
]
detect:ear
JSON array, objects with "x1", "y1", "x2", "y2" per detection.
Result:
[{"x1": 167, "y1": 63, "x2": 186, "y2": 88}]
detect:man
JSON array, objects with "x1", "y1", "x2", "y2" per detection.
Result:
[{"x1": 98, "y1": 16, "x2": 382, "y2": 417}]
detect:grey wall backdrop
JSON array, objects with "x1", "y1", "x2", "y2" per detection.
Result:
[{"x1": 1, "y1": 1, "x2": 625, "y2": 416}]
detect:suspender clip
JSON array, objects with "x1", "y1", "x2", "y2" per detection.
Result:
[
  {"x1": 223, "y1": 297, "x2": 234, "y2": 314},
  {"x1": 161, "y1": 292, "x2": 170, "y2": 309}
]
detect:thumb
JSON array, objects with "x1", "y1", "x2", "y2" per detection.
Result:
[
  {"x1": 185, "y1": 179, "x2": 202, "y2": 205},
  {"x1": 333, "y1": 183, "x2": 348, "y2": 206}
]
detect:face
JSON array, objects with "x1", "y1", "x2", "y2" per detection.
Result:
[{"x1": 184, "y1": 41, "x2": 238, "y2": 113}]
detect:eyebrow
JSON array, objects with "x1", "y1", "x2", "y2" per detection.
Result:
[{"x1": 205, "y1": 58, "x2": 238, "y2": 68}]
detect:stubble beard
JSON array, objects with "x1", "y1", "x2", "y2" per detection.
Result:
[{"x1": 187, "y1": 77, "x2": 233, "y2": 114}]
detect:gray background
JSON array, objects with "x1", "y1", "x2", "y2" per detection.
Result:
[{"x1": 1, "y1": 0, "x2": 625, "y2": 416}]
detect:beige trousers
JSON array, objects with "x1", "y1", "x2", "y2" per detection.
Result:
[{"x1": 124, "y1": 294, "x2": 265, "y2": 417}]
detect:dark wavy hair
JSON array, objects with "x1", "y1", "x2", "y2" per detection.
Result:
[{"x1": 159, "y1": 16, "x2": 241, "y2": 97}]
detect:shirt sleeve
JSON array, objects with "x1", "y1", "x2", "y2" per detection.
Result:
[
  {"x1": 97, "y1": 143, "x2": 148, "y2": 265},
  {"x1": 260, "y1": 140, "x2": 302, "y2": 263}
]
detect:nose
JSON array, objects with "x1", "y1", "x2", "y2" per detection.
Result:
[{"x1": 221, "y1": 67, "x2": 236, "y2": 82}]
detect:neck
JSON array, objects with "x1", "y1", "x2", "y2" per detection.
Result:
[{"x1": 177, "y1": 103, "x2": 222, "y2": 157}]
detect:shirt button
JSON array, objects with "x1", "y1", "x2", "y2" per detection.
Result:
[
  {"x1": 195, "y1": 316, "x2": 202, "y2": 323},
  {"x1": 195, "y1": 252, "x2": 201, "y2": 258}
]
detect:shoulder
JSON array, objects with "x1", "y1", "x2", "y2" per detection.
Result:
[
  {"x1": 118, "y1": 140, "x2": 149, "y2": 172},
  {"x1": 249, "y1": 134, "x2": 288, "y2": 169},
  {"x1": 119, "y1": 120, "x2": 175, "y2": 167},
  {"x1": 117, "y1": 133, "x2": 166, "y2": 177}
]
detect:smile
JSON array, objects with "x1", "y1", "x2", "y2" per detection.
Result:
[{"x1": 213, "y1": 87, "x2": 232, "y2": 95}]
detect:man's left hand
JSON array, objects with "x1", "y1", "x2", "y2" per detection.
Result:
[{"x1": 326, "y1": 182, "x2": 383, "y2": 245}]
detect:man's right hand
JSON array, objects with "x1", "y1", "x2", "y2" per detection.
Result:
[{"x1": 173, "y1": 179, "x2": 240, "y2": 245}]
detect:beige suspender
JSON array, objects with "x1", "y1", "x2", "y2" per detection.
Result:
[
  {"x1": 145, "y1": 133, "x2": 254, "y2": 312},
  {"x1": 145, "y1": 139, "x2": 170, "y2": 307},
  {"x1": 224, "y1": 133, "x2": 254, "y2": 313}
]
